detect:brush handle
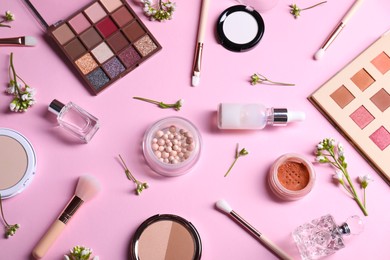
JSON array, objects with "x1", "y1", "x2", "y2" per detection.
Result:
[
  {"x1": 32, "y1": 220, "x2": 66, "y2": 259},
  {"x1": 257, "y1": 234, "x2": 293, "y2": 260},
  {"x1": 197, "y1": 0, "x2": 210, "y2": 43},
  {"x1": 0, "y1": 37, "x2": 23, "y2": 45},
  {"x1": 342, "y1": 0, "x2": 364, "y2": 24}
]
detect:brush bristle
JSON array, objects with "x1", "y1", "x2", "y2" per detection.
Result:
[
  {"x1": 24, "y1": 36, "x2": 37, "y2": 46},
  {"x1": 216, "y1": 199, "x2": 233, "y2": 214},
  {"x1": 75, "y1": 175, "x2": 101, "y2": 202},
  {"x1": 314, "y1": 48, "x2": 325, "y2": 60},
  {"x1": 192, "y1": 75, "x2": 200, "y2": 87}
]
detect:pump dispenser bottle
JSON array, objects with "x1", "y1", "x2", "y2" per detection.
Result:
[{"x1": 217, "y1": 103, "x2": 305, "y2": 130}]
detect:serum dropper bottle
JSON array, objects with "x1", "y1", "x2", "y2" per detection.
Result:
[
  {"x1": 217, "y1": 103, "x2": 305, "y2": 130},
  {"x1": 48, "y1": 99, "x2": 100, "y2": 143}
]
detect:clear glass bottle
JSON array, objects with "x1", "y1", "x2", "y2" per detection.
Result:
[
  {"x1": 292, "y1": 215, "x2": 364, "y2": 260},
  {"x1": 48, "y1": 99, "x2": 99, "y2": 143},
  {"x1": 217, "y1": 103, "x2": 305, "y2": 130}
]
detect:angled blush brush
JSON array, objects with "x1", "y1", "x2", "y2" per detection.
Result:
[{"x1": 32, "y1": 175, "x2": 101, "y2": 259}]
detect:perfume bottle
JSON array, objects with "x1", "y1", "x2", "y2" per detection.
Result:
[
  {"x1": 48, "y1": 99, "x2": 100, "y2": 143},
  {"x1": 292, "y1": 215, "x2": 364, "y2": 260},
  {"x1": 217, "y1": 103, "x2": 305, "y2": 130}
]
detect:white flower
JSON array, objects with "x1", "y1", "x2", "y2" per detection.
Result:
[
  {"x1": 6, "y1": 86, "x2": 15, "y2": 94},
  {"x1": 359, "y1": 174, "x2": 374, "y2": 188},
  {"x1": 64, "y1": 255, "x2": 70, "y2": 260},
  {"x1": 179, "y1": 99, "x2": 184, "y2": 105},
  {"x1": 329, "y1": 138, "x2": 336, "y2": 147},
  {"x1": 9, "y1": 102, "x2": 16, "y2": 111},
  {"x1": 21, "y1": 94, "x2": 28, "y2": 100},
  {"x1": 93, "y1": 257, "x2": 100, "y2": 260},
  {"x1": 315, "y1": 155, "x2": 325, "y2": 162},
  {"x1": 333, "y1": 170, "x2": 344, "y2": 183},
  {"x1": 5, "y1": 11, "x2": 15, "y2": 21},
  {"x1": 81, "y1": 248, "x2": 91, "y2": 256},
  {"x1": 317, "y1": 143, "x2": 323, "y2": 149}
]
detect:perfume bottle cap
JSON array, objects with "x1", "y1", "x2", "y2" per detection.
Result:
[
  {"x1": 339, "y1": 215, "x2": 364, "y2": 235},
  {"x1": 48, "y1": 99, "x2": 65, "y2": 115}
]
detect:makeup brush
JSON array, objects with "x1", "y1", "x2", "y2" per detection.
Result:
[
  {"x1": 216, "y1": 199, "x2": 293, "y2": 260},
  {"x1": 314, "y1": 0, "x2": 363, "y2": 60},
  {"x1": 32, "y1": 175, "x2": 101, "y2": 259},
  {"x1": 0, "y1": 36, "x2": 37, "y2": 46}
]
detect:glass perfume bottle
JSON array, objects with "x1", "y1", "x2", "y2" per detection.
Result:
[
  {"x1": 292, "y1": 214, "x2": 364, "y2": 260},
  {"x1": 48, "y1": 99, "x2": 99, "y2": 143}
]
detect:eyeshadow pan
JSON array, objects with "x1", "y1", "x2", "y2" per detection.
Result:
[
  {"x1": 107, "y1": 32, "x2": 128, "y2": 52},
  {"x1": 330, "y1": 85, "x2": 355, "y2": 108},
  {"x1": 112, "y1": 6, "x2": 133, "y2": 27},
  {"x1": 100, "y1": 0, "x2": 122, "y2": 13},
  {"x1": 350, "y1": 68, "x2": 375, "y2": 91},
  {"x1": 52, "y1": 24, "x2": 74, "y2": 45},
  {"x1": 75, "y1": 53, "x2": 98, "y2": 75},
  {"x1": 91, "y1": 42, "x2": 114, "y2": 63},
  {"x1": 96, "y1": 17, "x2": 117, "y2": 37},
  {"x1": 118, "y1": 45, "x2": 141, "y2": 68},
  {"x1": 64, "y1": 38, "x2": 87, "y2": 60},
  {"x1": 103, "y1": 57, "x2": 125, "y2": 78},
  {"x1": 134, "y1": 35, "x2": 157, "y2": 57},
  {"x1": 68, "y1": 13, "x2": 90, "y2": 34},
  {"x1": 85, "y1": 2, "x2": 106, "y2": 23},
  {"x1": 123, "y1": 21, "x2": 145, "y2": 42},
  {"x1": 350, "y1": 106, "x2": 374, "y2": 129},
  {"x1": 371, "y1": 52, "x2": 390, "y2": 74},
  {"x1": 370, "y1": 88, "x2": 390, "y2": 112},
  {"x1": 370, "y1": 126, "x2": 390, "y2": 150},
  {"x1": 86, "y1": 68, "x2": 110, "y2": 90},
  {"x1": 80, "y1": 27, "x2": 102, "y2": 49}
]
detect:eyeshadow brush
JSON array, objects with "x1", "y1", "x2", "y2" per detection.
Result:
[
  {"x1": 32, "y1": 175, "x2": 101, "y2": 259},
  {"x1": 0, "y1": 36, "x2": 37, "y2": 46},
  {"x1": 314, "y1": 0, "x2": 364, "y2": 60},
  {"x1": 216, "y1": 199, "x2": 293, "y2": 260}
]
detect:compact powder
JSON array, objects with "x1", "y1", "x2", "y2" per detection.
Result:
[
  {"x1": 277, "y1": 161, "x2": 310, "y2": 191},
  {"x1": 130, "y1": 214, "x2": 202, "y2": 260},
  {"x1": 0, "y1": 128, "x2": 36, "y2": 199}
]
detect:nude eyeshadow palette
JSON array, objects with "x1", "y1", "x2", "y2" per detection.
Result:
[
  {"x1": 309, "y1": 31, "x2": 390, "y2": 185},
  {"x1": 46, "y1": 0, "x2": 161, "y2": 95}
]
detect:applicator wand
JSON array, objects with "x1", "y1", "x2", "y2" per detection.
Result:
[
  {"x1": 32, "y1": 175, "x2": 101, "y2": 259},
  {"x1": 216, "y1": 199, "x2": 293, "y2": 260}
]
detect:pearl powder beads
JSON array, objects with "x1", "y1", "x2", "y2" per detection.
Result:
[{"x1": 143, "y1": 117, "x2": 202, "y2": 176}]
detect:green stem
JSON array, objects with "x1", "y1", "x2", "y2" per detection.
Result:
[
  {"x1": 224, "y1": 157, "x2": 238, "y2": 177},
  {"x1": 0, "y1": 194, "x2": 11, "y2": 227},
  {"x1": 118, "y1": 154, "x2": 138, "y2": 183},
  {"x1": 302, "y1": 1, "x2": 327, "y2": 11},
  {"x1": 133, "y1": 96, "x2": 160, "y2": 105},
  {"x1": 363, "y1": 188, "x2": 366, "y2": 208},
  {"x1": 9, "y1": 53, "x2": 22, "y2": 98}
]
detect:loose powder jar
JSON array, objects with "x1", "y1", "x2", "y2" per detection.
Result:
[
  {"x1": 268, "y1": 153, "x2": 315, "y2": 200},
  {"x1": 129, "y1": 214, "x2": 202, "y2": 260},
  {"x1": 142, "y1": 117, "x2": 202, "y2": 176}
]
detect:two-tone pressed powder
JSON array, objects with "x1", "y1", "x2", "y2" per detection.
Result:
[
  {"x1": 0, "y1": 128, "x2": 37, "y2": 199},
  {"x1": 129, "y1": 214, "x2": 202, "y2": 260},
  {"x1": 23, "y1": 0, "x2": 161, "y2": 95}
]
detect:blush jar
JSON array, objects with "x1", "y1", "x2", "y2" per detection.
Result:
[
  {"x1": 268, "y1": 153, "x2": 315, "y2": 200},
  {"x1": 142, "y1": 117, "x2": 202, "y2": 177}
]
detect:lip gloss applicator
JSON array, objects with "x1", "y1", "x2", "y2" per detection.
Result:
[
  {"x1": 191, "y1": 0, "x2": 210, "y2": 87},
  {"x1": 32, "y1": 175, "x2": 101, "y2": 259},
  {"x1": 216, "y1": 199, "x2": 293, "y2": 260},
  {"x1": 314, "y1": 0, "x2": 364, "y2": 60}
]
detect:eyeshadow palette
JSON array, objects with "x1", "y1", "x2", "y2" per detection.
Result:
[
  {"x1": 309, "y1": 31, "x2": 390, "y2": 185},
  {"x1": 46, "y1": 0, "x2": 161, "y2": 94}
]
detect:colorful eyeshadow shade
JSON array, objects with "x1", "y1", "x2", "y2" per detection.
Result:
[
  {"x1": 52, "y1": 24, "x2": 74, "y2": 45},
  {"x1": 350, "y1": 106, "x2": 374, "y2": 129},
  {"x1": 118, "y1": 46, "x2": 141, "y2": 68},
  {"x1": 123, "y1": 22, "x2": 145, "y2": 42},
  {"x1": 350, "y1": 69, "x2": 375, "y2": 91},
  {"x1": 370, "y1": 88, "x2": 390, "y2": 112},
  {"x1": 134, "y1": 35, "x2": 157, "y2": 57},
  {"x1": 100, "y1": 0, "x2": 122, "y2": 13},
  {"x1": 107, "y1": 32, "x2": 128, "y2": 52},
  {"x1": 103, "y1": 57, "x2": 125, "y2": 78},
  {"x1": 86, "y1": 68, "x2": 110, "y2": 90},
  {"x1": 91, "y1": 42, "x2": 114, "y2": 63},
  {"x1": 371, "y1": 52, "x2": 390, "y2": 74},
  {"x1": 330, "y1": 85, "x2": 355, "y2": 108},
  {"x1": 112, "y1": 6, "x2": 133, "y2": 27},
  {"x1": 64, "y1": 38, "x2": 87, "y2": 60},
  {"x1": 75, "y1": 53, "x2": 98, "y2": 75},
  {"x1": 370, "y1": 126, "x2": 390, "y2": 150},
  {"x1": 80, "y1": 27, "x2": 102, "y2": 49},
  {"x1": 85, "y1": 2, "x2": 106, "y2": 23},
  {"x1": 69, "y1": 13, "x2": 90, "y2": 34},
  {"x1": 96, "y1": 17, "x2": 117, "y2": 37}
]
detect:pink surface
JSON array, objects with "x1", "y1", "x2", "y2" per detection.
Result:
[{"x1": 1, "y1": 0, "x2": 390, "y2": 259}]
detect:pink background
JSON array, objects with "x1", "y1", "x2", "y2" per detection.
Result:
[{"x1": 1, "y1": 0, "x2": 390, "y2": 259}]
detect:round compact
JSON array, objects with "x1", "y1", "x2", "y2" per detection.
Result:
[
  {"x1": 217, "y1": 5, "x2": 265, "y2": 52},
  {"x1": 142, "y1": 117, "x2": 202, "y2": 177},
  {"x1": 129, "y1": 214, "x2": 202, "y2": 260},
  {"x1": 0, "y1": 128, "x2": 37, "y2": 199},
  {"x1": 268, "y1": 153, "x2": 315, "y2": 200}
]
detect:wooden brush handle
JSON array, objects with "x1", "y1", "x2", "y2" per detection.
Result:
[
  {"x1": 259, "y1": 235, "x2": 293, "y2": 260},
  {"x1": 32, "y1": 220, "x2": 66, "y2": 259}
]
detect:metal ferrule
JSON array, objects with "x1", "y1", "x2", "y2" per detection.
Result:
[
  {"x1": 58, "y1": 196, "x2": 84, "y2": 224},
  {"x1": 321, "y1": 23, "x2": 345, "y2": 50},
  {"x1": 192, "y1": 42, "x2": 203, "y2": 76},
  {"x1": 272, "y1": 108, "x2": 288, "y2": 126}
]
